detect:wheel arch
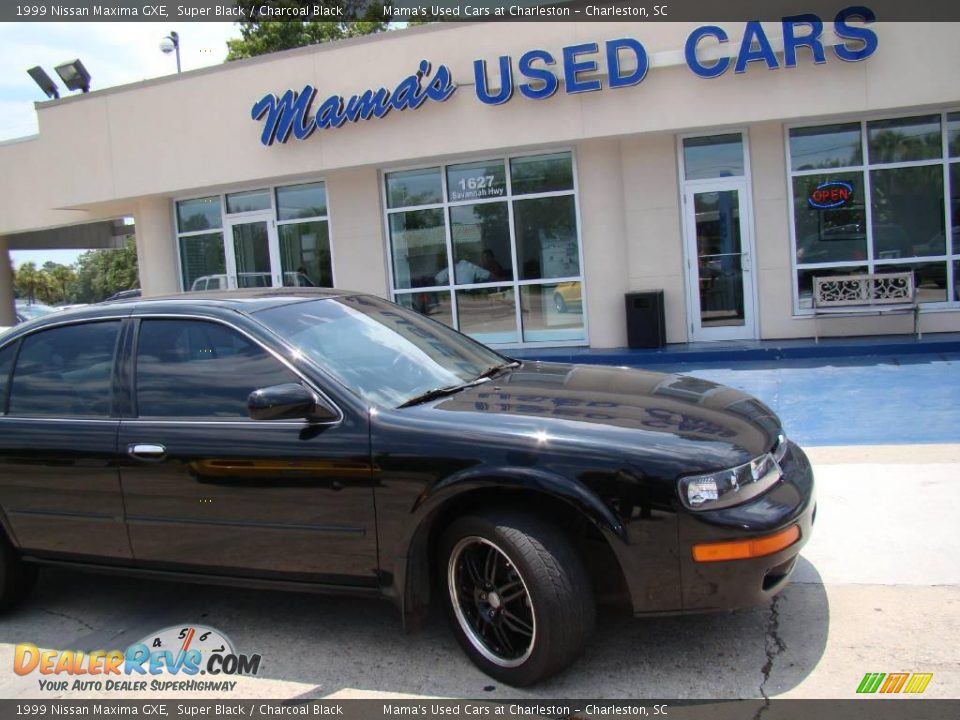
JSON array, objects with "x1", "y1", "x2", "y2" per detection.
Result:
[{"x1": 395, "y1": 473, "x2": 631, "y2": 629}]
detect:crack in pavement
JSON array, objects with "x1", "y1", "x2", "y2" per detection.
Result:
[
  {"x1": 753, "y1": 595, "x2": 786, "y2": 720},
  {"x1": 35, "y1": 607, "x2": 97, "y2": 633}
]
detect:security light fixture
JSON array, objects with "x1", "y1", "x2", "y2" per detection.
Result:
[
  {"x1": 27, "y1": 66, "x2": 59, "y2": 100},
  {"x1": 54, "y1": 59, "x2": 91, "y2": 93},
  {"x1": 160, "y1": 31, "x2": 181, "y2": 74}
]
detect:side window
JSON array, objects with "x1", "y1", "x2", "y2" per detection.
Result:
[
  {"x1": 0, "y1": 341, "x2": 17, "y2": 415},
  {"x1": 8, "y1": 322, "x2": 120, "y2": 417},
  {"x1": 135, "y1": 319, "x2": 300, "y2": 418}
]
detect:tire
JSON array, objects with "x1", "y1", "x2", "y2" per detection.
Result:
[
  {"x1": 440, "y1": 511, "x2": 595, "y2": 686},
  {"x1": 554, "y1": 293, "x2": 567, "y2": 313},
  {"x1": 0, "y1": 533, "x2": 36, "y2": 612}
]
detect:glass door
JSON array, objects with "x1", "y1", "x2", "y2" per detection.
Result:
[
  {"x1": 224, "y1": 212, "x2": 282, "y2": 289},
  {"x1": 683, "y1": 180, "x2": 757, "y2": 341}
]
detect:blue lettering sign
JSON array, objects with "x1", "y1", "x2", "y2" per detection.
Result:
[
  {"x1": 685, "y1": 25, "x2": 731, "y2": 78},
  {"x1": 474, "y1": 56, "x2": 514, "y2": 105},
  {"x1": 251, "y1": 60, "x2": 457, "y2": 145},
  {"x1": 833, "y1": 6, "x2": 878, "y2": 62},
  {"x1": 606, "y1": 38, "x2": 648, "y2": 88},
  {"x1": 518, "y1": 50, "x2": 558, "y2": 100},
  {"x1": 735, "y1": 21, "x2": 779, "y2": 73},
  {"x1": 562, "y1": 42, "x2": 602, "y2": 94},
  {"x1": 782, "y1": 14, "x2": 826, "y2": 67}
]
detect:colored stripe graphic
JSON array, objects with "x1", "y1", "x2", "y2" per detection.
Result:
[
  {"x1": 857, "y1": 672, "x2": 932, "y2": 694},
  {"x1": 903, "y1": 673, "x2": 934, "y2": 694},
  {"x1": 880, "y1": 673, "x2": 909, "y2": 693},
  {"x1": 856, "y1": 673, "x2": 885, "y2": 693}
]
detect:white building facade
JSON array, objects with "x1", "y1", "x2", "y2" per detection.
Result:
[{"x1": 1, "y1": 15, "x2": 958, "y2": 348}]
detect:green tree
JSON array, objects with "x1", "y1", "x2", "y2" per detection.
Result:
[
  {"x1": 73, "y1": 237, "x2": 140, "y2": 304},
  {"x1": 49, "y1": 264, "x2": 78, "y2": 304},
  {"x1": 226, "y1": 1, "x2": 391, "y2": 60},
  {"x1": 14, "y1": 262, "x2": 47, "y2": 303}
]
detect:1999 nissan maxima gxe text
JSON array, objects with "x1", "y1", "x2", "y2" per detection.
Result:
[{"x1": 0, "y1": 289, "x2": 815, "y2": 686}]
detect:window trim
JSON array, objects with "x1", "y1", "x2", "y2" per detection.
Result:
[
  {"x1": 379, "y1": 147, "x2": 588, "y2": 350},
  {"x1": 2, "y1": 318, "x2": 124, "y2": 420},
  {"x1": 172, "y1": 178, "x2": 337, "y2": 293},
  {"x1": 785, "y1": 107, "x2": 960, "y2": 317}
]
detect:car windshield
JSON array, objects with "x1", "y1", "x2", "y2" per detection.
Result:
[
  {"x1": 16, "y1": 302, "x2": 57, "y2": 321},
  {"x1": 254, "y1": 295, "x2": 510, "y2": 408}
]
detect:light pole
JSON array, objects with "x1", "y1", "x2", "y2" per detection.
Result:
[{"x1": 160, "y1": 31, "x2": 181, "y2": 73}]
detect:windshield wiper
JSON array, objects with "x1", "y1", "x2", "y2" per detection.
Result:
[
  {"x1": 398, "y1": 362, "x2": 520, "y2": 409},
  {"x1": 398, "y1": 383, "x2": 473, "y2": 408},
  {"x1": 473, "y1": 360, "x2": 521, "y2": 381}
]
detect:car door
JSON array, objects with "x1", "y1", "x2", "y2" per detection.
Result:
[
  {"x1": 0, "y1": 320, "x2": 132, "y2": 560},
  {"x1": 117, "y1": 316, "x2": 378, "y2": 586}
]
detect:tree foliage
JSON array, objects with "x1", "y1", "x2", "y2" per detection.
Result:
[
  {"x1": 226, "y1": 1, "x2": 393, "y2": 61},
  {"x1": 13, "y1": 238, "x2": 139, "y2": 305}
]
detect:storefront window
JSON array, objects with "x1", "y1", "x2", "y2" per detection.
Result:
[
  {"x1": 867, "y1": 115, "x2": 942, "y2": 164},
  {"x1": 176, "y1": 180, "x2": 332, "y2": 292},
  {"x1": 386, "y1": 151, "x2": 584, "y2": 347},
  {"x1": 386, "y1": 167, "x2": 443, "y2": 208},
  {"x1": 179, "y1": 232, "x2": 226, "y2": 291},
  {"x1": 949, "y1": 113, "x2": 960, "y2": 158},
  {"x1": 682, "y1": 134, "x2": 745, "y2": 180},
  {"x1": 225, "y1": 189, "x2": 271, "y2": 214},
  {"x1": 789, "y1": 112, "x2": 959, "y2": 311},
  {"x1": 789, "y1": 123, "x2": 862, "y2": 171},
  {"x1": 276, "y1": 182, "x2": 327, "y2": 220},
  {"x1": 389, "y1": 209, "x2": 446, "y2": 290},
  {"x1": 176, "y1": 196, "x2": 221, "y2": 232}
]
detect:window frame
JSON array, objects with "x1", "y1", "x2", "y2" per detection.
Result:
[
  {"x1": 128, "y1": 314, "x2": 343, "y2": 425},
  {"x1": 380, "y1": 148, "x2": 588, "y2": 349},
  {"x1": 785, "y1": 108, "x2": 960, "y2": 316},
  {"x1": 172, "y1": 178, "x2": 336, "y2": 293},
  {"x1": 0, "y1": 318, "x2": 125, "y2": 420}
]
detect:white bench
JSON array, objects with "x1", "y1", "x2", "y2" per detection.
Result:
[{"x1": 812, "y1": 272, "x2": 920, "y2": 342}]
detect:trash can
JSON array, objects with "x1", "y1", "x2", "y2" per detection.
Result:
[{"x1": 625, "y1": 291, "x2": 666, "y2": 349}]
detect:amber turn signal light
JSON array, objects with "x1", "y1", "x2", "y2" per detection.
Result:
[{"x1": 692, "y1": 525, "x2": 800, "y2": 563}]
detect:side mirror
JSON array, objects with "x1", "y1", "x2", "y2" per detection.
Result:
[{"x1": 247, "y1": 383, "x2": 339, "y2": 422}]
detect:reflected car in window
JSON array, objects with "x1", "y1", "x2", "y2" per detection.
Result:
[{"x1": 0, "y1": 289, "x2": 814, "y2": 686}]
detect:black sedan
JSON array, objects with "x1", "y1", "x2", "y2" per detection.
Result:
[{"x1": 0, "y1": 289, "x2": 815, "y2": 686}]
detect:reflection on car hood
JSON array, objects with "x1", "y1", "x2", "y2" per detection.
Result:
[{"x1": 427, "y1": 362, "x2": 782, "y2": 466}]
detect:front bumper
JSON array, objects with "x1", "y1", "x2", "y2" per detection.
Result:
[{"x1": 676, "y1": 441, "x2": 816, "y2": 612}]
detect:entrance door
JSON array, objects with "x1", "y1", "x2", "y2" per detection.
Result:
[
  {"x1": 224, "y1": 213, "x2": 282, "y2": 289},
  {"x1": 683, "y1": 181, "x2": 757, "y2": 341}
]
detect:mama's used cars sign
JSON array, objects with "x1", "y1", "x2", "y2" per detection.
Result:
[{"x1": 251, "y1": 6, "x2": 878, "y2": 146}]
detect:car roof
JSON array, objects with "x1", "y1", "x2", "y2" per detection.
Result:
[{"x1": 3, "y1": 288, "x2": 361, "y2": 336}]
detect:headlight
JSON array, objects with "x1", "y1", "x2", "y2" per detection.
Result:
[{"x1": 679, "y1": 436, "x2": 787, "y2": 511}]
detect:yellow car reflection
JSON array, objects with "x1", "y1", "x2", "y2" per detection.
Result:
[{"x1": 553, "y1": 283, "x2": 582, "y2": 313}]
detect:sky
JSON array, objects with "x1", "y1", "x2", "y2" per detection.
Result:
[{"x1": 1, "y1": 22, "x2": 242, "y2": 269}]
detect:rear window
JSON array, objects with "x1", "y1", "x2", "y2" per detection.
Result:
[{"x1": 8, "y1": 322, "x2": 120, "y2": 417}]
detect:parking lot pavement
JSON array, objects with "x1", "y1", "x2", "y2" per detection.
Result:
[
  {"x1": 653, "y1": 352, "x2": 960, "y2": 447},
  {"x1": 0, "y1": 443, "x2": 956, "y2": 701}
]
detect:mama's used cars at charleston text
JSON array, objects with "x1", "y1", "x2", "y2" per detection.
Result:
[{"x1": 0, "y1": 289, "x2": 814, "y2": 685}]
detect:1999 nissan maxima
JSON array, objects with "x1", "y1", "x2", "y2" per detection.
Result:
[{"x1": 0, "y1": 289, "x2": 815, "y2": 686}]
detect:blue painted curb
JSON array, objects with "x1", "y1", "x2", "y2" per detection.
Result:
[{"x1": 509, "y1": 335, "x2": 960, "y2": 366}]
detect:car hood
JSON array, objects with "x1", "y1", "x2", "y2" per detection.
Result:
[{"x1": 424, "y1": 362, "x2": 782, "y2": 470}]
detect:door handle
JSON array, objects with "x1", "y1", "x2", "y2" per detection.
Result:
[{"x1": 127, "y1": 443, "x2": 167, "y2": 462}]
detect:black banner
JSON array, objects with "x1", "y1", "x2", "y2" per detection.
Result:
[
  {"x1": 1, "y1": 0, "x2": 959, "y2": 23},
  {"x1": 2, "y1": 700, "x2": 959, "y2": 720}
]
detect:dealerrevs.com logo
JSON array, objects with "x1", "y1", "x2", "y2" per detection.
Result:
[{"x1": 15, "y1": 625, "x2": 261, "y2": 693}]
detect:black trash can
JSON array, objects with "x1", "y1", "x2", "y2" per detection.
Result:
[{"x1": 625, "y1": 291, "x2": 666, "y2": 349}]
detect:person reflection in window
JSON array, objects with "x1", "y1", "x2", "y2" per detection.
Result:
[
  {"x1": 480, "y1": 249, "x2": 508, "y2": 281},
  {"x1": 435, "y1": 253, "x2": 491, "y2": 285}
]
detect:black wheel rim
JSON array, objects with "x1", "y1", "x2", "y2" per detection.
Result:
[{"x1": 448, "y1": 536, "x2": 536, "y2": 668}]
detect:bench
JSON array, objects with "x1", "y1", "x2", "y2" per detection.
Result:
[{"x1": 812, "y1": 271, "x2": 920, "y2": 342}]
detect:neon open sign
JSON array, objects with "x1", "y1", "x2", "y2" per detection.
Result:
[{"x1": 809, "y1": 180, "x2": 854, "y2": 209}]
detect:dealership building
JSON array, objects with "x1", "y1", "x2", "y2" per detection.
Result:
[{"x1": 0, "y1": 16, "x2": 958, "y2": 349}]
